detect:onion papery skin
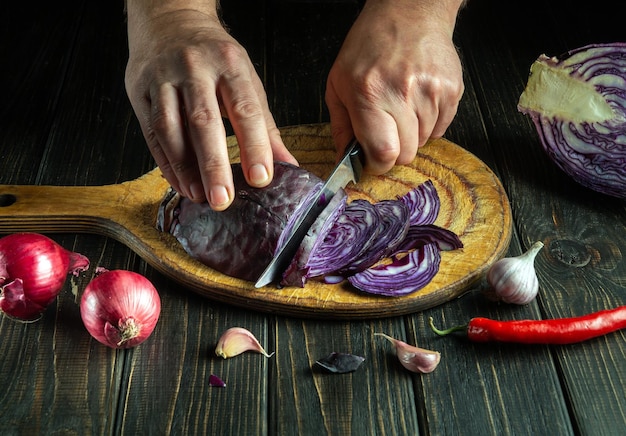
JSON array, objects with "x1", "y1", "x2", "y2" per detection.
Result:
[
  {"x1": 518, "y1": 43, "x2": 626, "y2": 199},
  {"x1": 0, "y1": 233, "x2": 90, "y2": 322},
  {"x1": 80, "y1": 270, "x2": 161, "y2": 349}
]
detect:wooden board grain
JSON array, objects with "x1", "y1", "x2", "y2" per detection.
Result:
[{"x1": 0, "y1": 123, "x2": 511, "y2": 318}]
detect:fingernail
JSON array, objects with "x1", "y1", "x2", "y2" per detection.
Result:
[
  {"x1": 209, "y1": 185, "x2": 231, "y2": 209},
  {"x1": 249, "y1": 164, "x2": 270, "y2": 187},
  {"x1": 189, "y1": 182, "x2": 205, "y2": 202}
]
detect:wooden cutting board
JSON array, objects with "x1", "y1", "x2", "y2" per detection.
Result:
[{"x1": 0, "y1": 123, "x2": 511, "y2": 319}]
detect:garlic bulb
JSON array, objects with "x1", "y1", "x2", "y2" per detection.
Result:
[
  {"x1": 215, "y1": 327, "x2": 274, "y2": 359},
  {"x1": 486, "y1": 241, "x2": 544, "y2": 305}
]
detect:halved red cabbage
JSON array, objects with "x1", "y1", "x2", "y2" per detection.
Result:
[
  {"x1": 157, "y1": 162, "x2": 346, "y2": 282},
  {"x1": 157, "y1": 162, "x2": 462, "y2": 296},
  {"x1": 518, "y1": 43, "x2": 626, "y2": 199}
]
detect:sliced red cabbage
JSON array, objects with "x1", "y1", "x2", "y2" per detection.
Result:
[
  {"x1": 394, "y1": 224, "x2": 463, "y2": 253},
  {"x1": 399, "y1": 180, "x2": 440, "y2": 225},
  {"x1": 157, "y1": 163, "x2": 462, "y2": 297},
  {"x1": 334, "y1": 200, "x2": 410, "y2": 275},
  {"x1": 518, "y1": 43, "x2": 626, "y2": 199},
  {"x1": 347, "y1": 244, "x2": 441, "y2": 297},
  {"x1": 279, "y1": 193, "x2": 347, "y2": 287},
  {"x1": 305, "y1": 199, "x2": 382, "y2": 278}
]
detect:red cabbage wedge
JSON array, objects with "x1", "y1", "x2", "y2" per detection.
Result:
[
  {"x1": 518, "y1": 43, "x2": 626, "y2": 199},
  {"x1": 157, "y1": 162, "x2": 462, "y2": 297}
]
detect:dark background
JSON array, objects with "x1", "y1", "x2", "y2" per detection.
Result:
[{"x1": 1, "y1": 1, "x2": 625, "y2": 434}]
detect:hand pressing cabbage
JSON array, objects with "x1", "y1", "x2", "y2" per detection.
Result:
[
  {"x1": 157, "y1": 162, "x2": 462, "y2": 296},
  {"x1": 518, "y1": 43, "x2": 626, "y2": 199}
]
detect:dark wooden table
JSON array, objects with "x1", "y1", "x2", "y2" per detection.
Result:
[{"x1": 2, "y1": 0, "x2": 625, "y2": 434}]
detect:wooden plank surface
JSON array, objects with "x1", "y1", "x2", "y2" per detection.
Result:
[
  {"x1": 0, "y1": 0, "x2": 625, "y2": 435},
  {"x1": 454, "y1": 1, "x2": 626, "y2": 434}
]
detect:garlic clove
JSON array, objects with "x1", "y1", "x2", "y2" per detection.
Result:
[
  {"x1": 486, "y1": 241, "x2": 544, "y2": 305},
  {"x1": 215, "y1": 327, "x2": 274, "y2": 359},
  {"x1": 375, "y1": 333, "x2": 441, "y2": 374}
]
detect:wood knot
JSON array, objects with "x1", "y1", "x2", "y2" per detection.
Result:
[
  {"x1": 547, "y1": 239, "x2": 591, "y2": 267},
  {"x1": 0, "y1": 193, "x2": 16, "y2": 207}
]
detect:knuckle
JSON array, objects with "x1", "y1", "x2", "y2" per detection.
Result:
[
  {"x1": 150, "y1": 100, "x2": 180, "y2": 141},
  {"x1": 242, "y1": 141, "x2": 268, "y2": 156},
  {"x1": 373, "y1": 144, "x2": 401, "y2": 166},
  {"x1": 197, "y1": 154, "x2": 229, "y2": 176},
  {"x1": 143, "y1": 128, "x2": 161, "y2": 152},
  {"x1": 352, "y1": 70, "x2": 387, "y2": 103},
  {"x1": 367, "y1": 143, "x2": 400, "y2": 175},
  {"x1": 170, "y1": 159, "x2": 192, "y2": 175},
  {"x1": 151, "y1": 106, "x2": 173, "y2": 133},
  {"x1": 186, "y1": 106, "x2": 222, "y2": 129},
  {"x1": 216, "y1": 41, "x2": 249, "y2": 68},
  {"x1": 176, "y1": 45, "x2": 211, "y2": 72},
  {"x1": 266, "y1": 123, "x2": 281, "y2": 139},
  {"x1": 229, "y1": 96, "x2": 262, "y2": 121},
  {"x1": 330, "y1": 123, "x2": 351, "y2": 141}
]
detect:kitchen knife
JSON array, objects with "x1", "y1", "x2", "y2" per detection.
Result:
[{"x1": 255, "y1": 138, "x2": 365, "y2": 288}]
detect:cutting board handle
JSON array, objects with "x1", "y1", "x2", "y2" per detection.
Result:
[{"x1": 0, "y1": 168, "x2": 170, "y2": 267}]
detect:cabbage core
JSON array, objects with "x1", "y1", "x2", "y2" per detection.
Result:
[{"x1": 518, "y1": 55, "x2": 614, "y2": 124}]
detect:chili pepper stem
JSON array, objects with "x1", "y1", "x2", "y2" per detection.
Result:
[{"x1": 428, "y1": 317, "x2": 467, "y2": 336}]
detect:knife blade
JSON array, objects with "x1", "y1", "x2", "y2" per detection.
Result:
[{"x1": 254, "y1": 138, "x2": 364, "y2": 288}]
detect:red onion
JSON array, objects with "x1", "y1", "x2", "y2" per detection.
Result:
[
  {"x1": 80, "y1": 270, "x2": 161, "y2": 349},
  {"x1": 0, "y1": 232, "x2": 90, "y2": 322}
]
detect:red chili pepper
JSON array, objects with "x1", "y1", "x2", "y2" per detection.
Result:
[{"x1": 429, "y1": 306, "x2": 626, "y2": 344}]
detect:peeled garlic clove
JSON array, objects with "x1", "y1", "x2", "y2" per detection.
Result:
[
  {"x1": 375, "y1": 333, "x2": 441, "y2": 374},
  {"x1": 487, "y1": 241, "x2": 544, "y2": 305},
  {"x1": 215, "y1": 327, "x2": 274, "y2": 359}
]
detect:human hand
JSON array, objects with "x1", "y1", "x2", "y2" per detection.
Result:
[
  {"x1": 125, "y1": 3, "x2": 297, "y2": 210},
  {"x1": 325, "y1": 0, "x2": 465, "y2": 174}
]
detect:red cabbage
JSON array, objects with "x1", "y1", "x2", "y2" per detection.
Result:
[
  {"x1": 399, "y1": 180, "x2": 440, "y2": 225},
  {"x1": 347, "y1": 244, "x2": 441, "y2": 297},
  {"x1": 304, "y1": 200, "x2": 383, "y2": 278},
  {"x1": 518, "y1": 43, "x2": 626, "y2": 199},
  {"x1": 336, "y1": 199, "x2": 410, "y2": 274},
  {"x1": 394, "y1": 224, "x2": 463, "y2": 253},
  {"x1": 158, "y1": 162, "x2": 346, "y2": 282},
  {"x1": 157, "y1": 162, "x2": 462, "y2": 296}
]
